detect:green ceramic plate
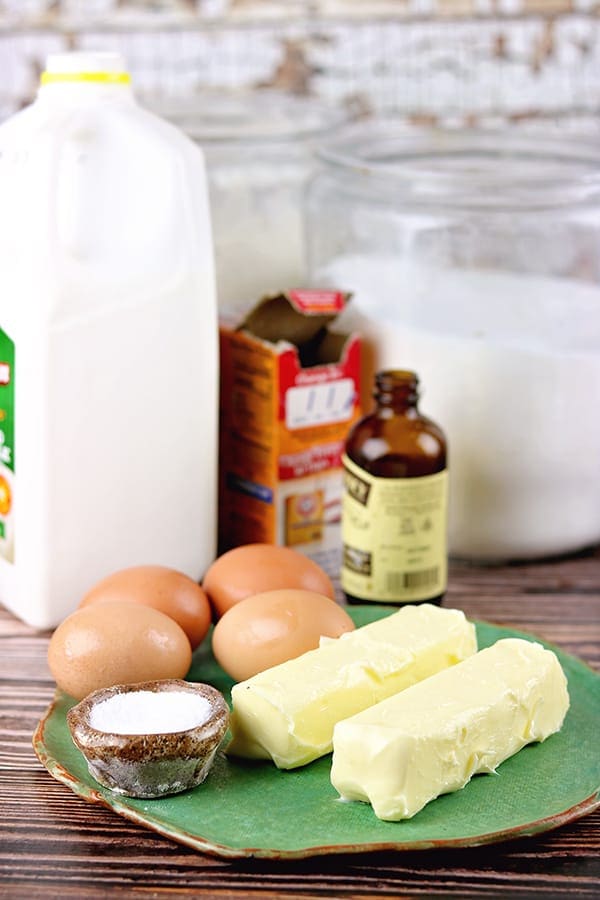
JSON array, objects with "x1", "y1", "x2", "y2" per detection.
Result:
[{"x1": 33, "y1": 608, "x2": 600, "y2": 859}]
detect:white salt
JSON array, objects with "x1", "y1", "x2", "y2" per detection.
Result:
[{"x1": 89, "y1": 691, "x2": 213, "y2": 735}]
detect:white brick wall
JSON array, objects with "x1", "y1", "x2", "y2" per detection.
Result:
[{"x1": 1, "y1": 0, "x2": 599, "y2": 127}]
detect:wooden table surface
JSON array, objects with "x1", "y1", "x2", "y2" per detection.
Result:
[{"x1": 1, "y1": 549, "x2": 599, "y2": 899}]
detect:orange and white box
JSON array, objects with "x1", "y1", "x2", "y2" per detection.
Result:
[{"x1": 218, "y1": 290, "x2": 361, "y2": 580}]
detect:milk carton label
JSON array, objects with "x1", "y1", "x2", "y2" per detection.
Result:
[
  {"x1": 0, "y1": 328, "x2": 14, "y2": 563},
  {"x1": 341, "y1": 455, "x2": 448, "y2": 603}
]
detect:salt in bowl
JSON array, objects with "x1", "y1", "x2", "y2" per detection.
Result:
[{"x1": 67, "y1": 679, "x2": 229, "y2": 798}]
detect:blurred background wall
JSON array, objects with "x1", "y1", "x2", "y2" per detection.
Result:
[{"x1": 0, "y1": 0, "x2": 599, "y2": 129}]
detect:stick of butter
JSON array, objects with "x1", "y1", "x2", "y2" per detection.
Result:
[
  {"x1": 226, "y1": 604, "x2": 477, "y2": 769},
  {"x1": 331, "y1": 637, "x2": 569, "y2": 821}
]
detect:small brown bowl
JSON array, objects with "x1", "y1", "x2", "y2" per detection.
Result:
[{"x1": 67, "y1": 679, "x2": 229, "y2": 799}]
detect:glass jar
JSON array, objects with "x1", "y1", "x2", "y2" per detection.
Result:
[
  {"x1": 152, "y1": 90, "x2": 345, "y2": 317},
  {"x1": 307, "y1": 123, "x2": 600, "y2": 562}
]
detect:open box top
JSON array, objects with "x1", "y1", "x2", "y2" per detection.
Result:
[{"x1": 234, "y1": 290, "x2": 353, "y2": 365}]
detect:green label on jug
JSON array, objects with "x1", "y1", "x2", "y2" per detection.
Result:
[{"x1": 0, "y1": 328, "x2": 15, "y2": 564}]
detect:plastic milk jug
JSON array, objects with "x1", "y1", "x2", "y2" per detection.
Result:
[{"x1": 0, "y1": 52, "x2": 218, "y2": 627}]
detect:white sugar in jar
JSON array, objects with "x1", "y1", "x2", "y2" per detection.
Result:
[
  {"x1": 150, "y1": 90, "x2": 345, "y2": 318},
  {"x1": 307, "y1": 125, "x2": 600, "y2": 561}
]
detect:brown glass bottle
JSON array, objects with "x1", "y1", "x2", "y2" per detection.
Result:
[{"x1": 341, "y1": 370, "x2": 448, "y2": 606}]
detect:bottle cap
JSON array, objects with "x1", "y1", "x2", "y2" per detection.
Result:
[{"x1": 40, "y1": 52, "x2": 130, "y2": 86}]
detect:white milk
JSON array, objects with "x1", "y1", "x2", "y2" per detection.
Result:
[
  {"x1": 326, "y1": 256, "x2": 600, "y2": 560},
  {"x1": 0, "y1": 52, "x2": 218, "y2": 627}
]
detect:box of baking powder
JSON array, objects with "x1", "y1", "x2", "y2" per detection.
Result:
[{"x1": 218, "y1": 290, "x2": 361, "y2": 580}]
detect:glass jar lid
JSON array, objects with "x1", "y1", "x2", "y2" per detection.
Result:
[
  {"x1": 147, "y1": 89, "x2": 345, "y2": 146},
  {"x1": 317, "y1": 121, "x2": 600, "y2": 209}
]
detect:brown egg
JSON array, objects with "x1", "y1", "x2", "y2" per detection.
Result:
[
  {"x1": 48, "y1": 602, "x2": 192, "y2": 700},
  {"x1": 203, "y1": 544, "x2": 335, "y2": 619},
  {"x1": 79, "y1": 565, "x2": 211, "y2": 650},
  {"x1": 211, "y1": 588, "x2": 355, "y2": 682}
]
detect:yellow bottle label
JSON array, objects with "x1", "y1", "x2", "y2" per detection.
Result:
[{"x1": 341, "y1": 453, "x2": 448, "y2": 603}]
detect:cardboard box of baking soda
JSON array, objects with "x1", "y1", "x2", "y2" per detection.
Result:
[{"x1": 218, "y1": 290, "x2": 361, "y2": 579}]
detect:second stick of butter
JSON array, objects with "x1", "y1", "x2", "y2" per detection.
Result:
[{"x1": 226, "y1": 604, "x2": 477, "y2": 769}]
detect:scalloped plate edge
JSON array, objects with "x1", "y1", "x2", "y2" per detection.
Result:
[{"x1": 33, "y1": 699, "x2": 600, "y2": 860}]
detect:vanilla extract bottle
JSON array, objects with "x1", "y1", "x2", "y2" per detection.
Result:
[{"x1": 341, "y1": 370, "x2": 448, "y2": 606}]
